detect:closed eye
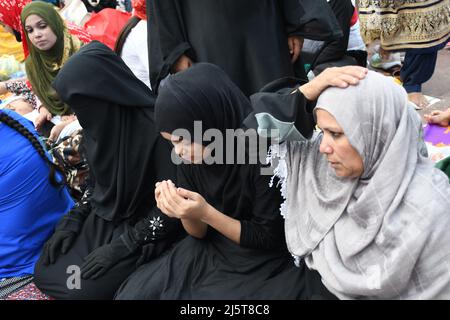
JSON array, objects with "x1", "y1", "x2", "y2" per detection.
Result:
[
  {"x1": 316, "y1": 125, "x2": 343, "y2": 138},
  {"x1": 329, "y1": 131, "x2": 343, "y2": 139}
]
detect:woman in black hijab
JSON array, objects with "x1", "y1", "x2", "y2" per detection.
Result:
[
  {"x1": 33, "y1": 41, "x2": 183, "y2": 299},
  {"x1": 115, "y1": 63, "x2": 335, "y2": 300}
]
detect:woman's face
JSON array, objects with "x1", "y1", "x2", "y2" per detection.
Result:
[
  {"x1": 316, "y1": 109, "x2": 364, "y2": 179},
  {"x1": 161, "y1": 132, "x2": 210, "y2": 164},
  {"x1": 24, "y1": 14, "x2": 57, "y2": 51}
]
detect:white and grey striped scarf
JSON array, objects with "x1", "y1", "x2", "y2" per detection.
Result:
[{"x1": 269, "y1": 71, "x2": 450, "y2": 299}]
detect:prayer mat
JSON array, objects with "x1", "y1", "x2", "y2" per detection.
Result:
[
  {"x1": 1, "y1": 282, "x2": 54, "y2": 300},
  {"x1": 424, "y1": 123, "x2": 450, "y2": 163},
  {"x1": 424, "y1": 123, "x2": 450, "y2": 147},
  {"x1": 0, "y1": 276, "x2": 33, "y2": 299}
]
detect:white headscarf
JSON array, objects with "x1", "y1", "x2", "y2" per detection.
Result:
[{"x1": 273, "y1": 71, "x2": 450, "y2": 299}]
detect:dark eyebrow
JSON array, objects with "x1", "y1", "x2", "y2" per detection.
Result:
[
  {"x1": 25, "y1": 19, "x2": 45, "y2": 29},
  {"x1": 324, "y1": 127, "x2": 343, "y2": 133}
]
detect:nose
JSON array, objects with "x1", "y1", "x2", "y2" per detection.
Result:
[
  {"x1": 33, "y1": 29, "x2": 43, "y2": 39},
  {"x1": 319, "y1": 135, "x2": 333, "y2": 154}
]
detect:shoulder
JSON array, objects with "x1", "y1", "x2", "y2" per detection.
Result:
[
  {"x1": 0, "y1": 110, "x2": 36, "y2": 135},
  {"x1": 127, "y1": 20, "x2": 148, "y2": 43}
]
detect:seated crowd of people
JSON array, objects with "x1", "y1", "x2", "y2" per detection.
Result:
[{"x1": 0, "y1": 0, "x2": 449, "y2": 300}]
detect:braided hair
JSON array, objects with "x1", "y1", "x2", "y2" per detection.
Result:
[{"x1": 0, "y1": 111, "x2": 65, "y2": 188}]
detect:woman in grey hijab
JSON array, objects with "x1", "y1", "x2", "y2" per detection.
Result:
[{"x1": 252, "y1": 68, "x2": 450, "y2": 299}]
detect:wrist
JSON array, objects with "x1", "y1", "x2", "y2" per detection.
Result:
[
  {"x1": 200, "y1": 204, "x2": 216, "y2": 225},
  {"x1": 299, "y1": 83, "x2": 319, "y2": 101},
  {"x1": 56, "y1": 214, "x2": 84, "y2": 234},
  {"x1": 119, "y1": 232, "x2": 140, "y2": 253}
]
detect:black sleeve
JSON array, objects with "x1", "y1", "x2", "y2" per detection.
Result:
[
  {"x1": 240, "y1": 167, "x2": 285, "y2": 250},
  {"x1": 314, "y1": 0, "x2": 354, "y2": 65},
  {"x1": 243, "y1": 77, "x2": 316, "y2": 142},
  {"x1": 147, "y1": 0, "x2": 194, "y2": 91},
  {"x1": 123, "y1": 206, "x2": 183, "y2": 251},
  {"x1": 176, "y1": 164, "x2": 284, "y2": 250},
  {"x1": 55, "y1": 185, "x2": 93, "y2": 233},
  {"x1": 280, "y1": 0, "x2": 306, "y2": 36},
  {"x1": 123, "y1": 137, "x2": 184, "y2": 254},
  {"x1": 281, "y1": 0, "x2": 343, "y2": 42}
]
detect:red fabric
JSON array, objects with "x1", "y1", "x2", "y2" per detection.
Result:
[
  {"x1": 67, "y1": 22, "x2": 92, "y2": 44},
  {"x1": 350, "y1": 8, "x2": 358, "y2": 27},
  {"x1": 0, "y1": 0, "x2": 32, "y2": 57},
  {"x1": 132, "y1": 0, "x2": 147, "y2": 20},
  {"x1": 84, "y1": 8, "x2": 132, "y2": 50}
]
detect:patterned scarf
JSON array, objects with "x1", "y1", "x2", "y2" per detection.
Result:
[
  {"x1": 269, "y1": 71, "x2": 450, "y2": 299},
  {"x1": 357, "y1": 0, "x2": 450, "y2": 49}
]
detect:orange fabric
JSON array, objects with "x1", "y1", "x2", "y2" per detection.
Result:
[{"x1": 132, "y1": 0, "x2": 147, "y2": 20}]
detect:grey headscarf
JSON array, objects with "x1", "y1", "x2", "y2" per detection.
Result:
[{"x1": 272, "y1": 71, "x2": 450, "y2": 299}]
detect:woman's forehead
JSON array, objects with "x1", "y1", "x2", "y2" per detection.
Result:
[
  {"x1": 315, "y1": 108, "x2": 342, "y2": 130},
  {"x1": 24, "y1": 14, "x2": 45, "y2": 26}
]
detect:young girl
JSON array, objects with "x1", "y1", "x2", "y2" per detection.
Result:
[{"x1": 115, "y1": 63, "x2": 335, "y2": 300}]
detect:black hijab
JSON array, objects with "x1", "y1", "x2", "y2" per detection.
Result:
[
  {"x1": 155, "y1": 63, "x2": 253, "y2": 210},
  {"x1": 155, "y1": 64, "x2": 283, "y2": 246},
  {"x1": 155, "y1": 63, "x2": 252, "y2": 144},
  {"x1": 53, "y1": 41, "x2": 175, "y2": 223}
]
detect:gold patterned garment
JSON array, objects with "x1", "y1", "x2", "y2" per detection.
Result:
[{"x1": 357, "y1": 0, "x2": 450, "y2": 50}]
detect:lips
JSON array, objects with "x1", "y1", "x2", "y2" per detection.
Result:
[{"x1": 328, "y1": 161, "x2": 340, "y2": 167}]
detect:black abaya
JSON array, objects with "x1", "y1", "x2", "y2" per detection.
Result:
[
  {"x1": 147, "y1": 0, "x2": 342, "y2": 96},
  {"x1": 115, "y1": 64, "x2": 335, "y2": 300},
  {"x1": 34, "y1": 42, "x2": 184, "y2": 299},
  {"x1": 314, "y1": 0, "x2": 354, "y2": 67}
]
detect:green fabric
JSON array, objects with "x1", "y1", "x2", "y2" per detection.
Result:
[
  {"x1": 435, "y1": 156, "x2": 450, "y2": 180},
  {"x1": 255, "y1": 112, "x2": 306, "y2": 143},
  {"x1": 21, "y1": 1, "x2": 71, "y2": 115}
]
